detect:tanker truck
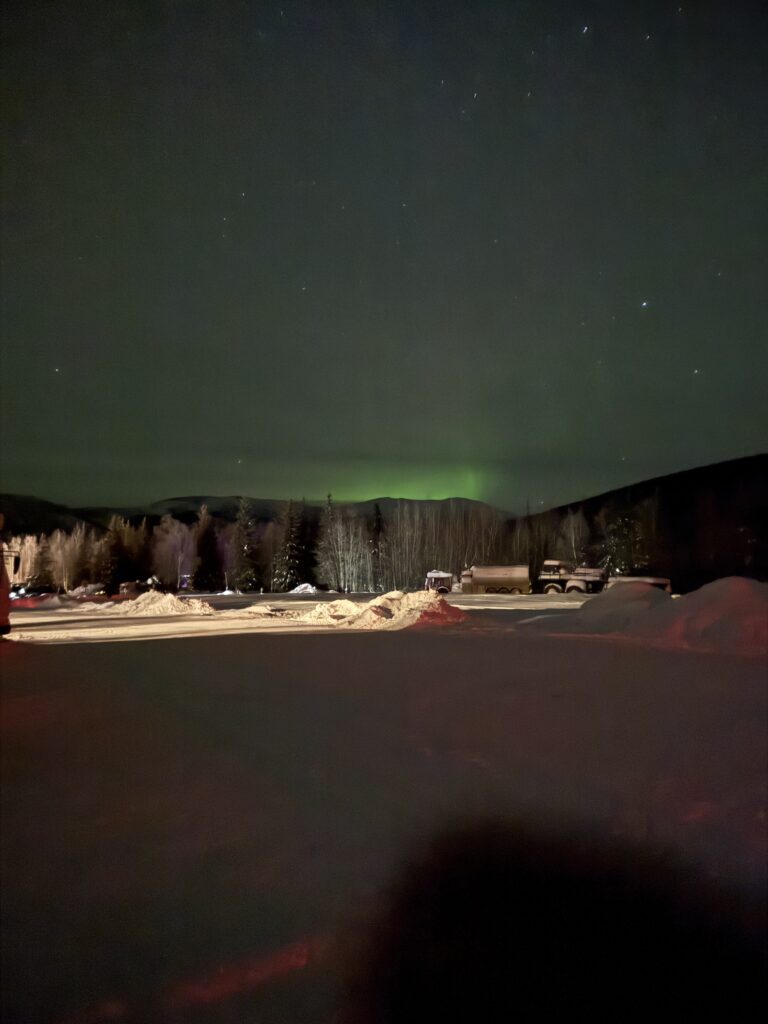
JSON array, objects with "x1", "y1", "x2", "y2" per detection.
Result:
[{"x1": 460, "y1": 565, "x2": 531, "y2": 594}]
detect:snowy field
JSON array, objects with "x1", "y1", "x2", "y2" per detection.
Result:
[
  {"x1": 6, "y1": 590, "x2": 586, "y2": 645},
  {"x1": 1, "y1": 581, "x2": 766, "y2": 1022}
]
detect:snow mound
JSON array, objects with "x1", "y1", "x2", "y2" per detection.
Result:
[
  {"x1": 626, "y1": 577, "x2": 768, "y2": 655},
  {"x1": 298, "y1": 590, "x2": 466, "y2": 630},
  {"x1": 221, "y1": 603, "x2": 282, "y2": 618},
  {"x1": 521, "y1": 577, "x2": 768, "y2": 655},
  {"x1": 300, "y1": 599, "x2": 362, "y2": 624},
  {"x1": 574, "y1": 582, "x2": 672, "y2": 632},
  {"x1": 289, "y1": 583, "x2": 318, "y2": 594},
  {"x1": 94, "y1": 591, "x2": 215, "y2": 616}
]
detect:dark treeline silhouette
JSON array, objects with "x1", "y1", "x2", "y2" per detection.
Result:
[{"x1": 1, "y1": 455, "x2": 765, "y2": 593}]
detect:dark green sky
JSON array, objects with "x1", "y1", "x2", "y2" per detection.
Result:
[{"x1": 1, "y1": 0, "x2": 766, "y2": 511}]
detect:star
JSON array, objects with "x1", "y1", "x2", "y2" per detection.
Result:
[
  {"x1": 582, "y1": 26, "x2": 589, "y2": 34},
  {"x1": 640, "y1": 300, "x2": 648, "y2": 307}
]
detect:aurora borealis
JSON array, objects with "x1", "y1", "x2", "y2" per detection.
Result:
[{"x1": 1, "y1": 1, "x2": 766, "y2": 510}]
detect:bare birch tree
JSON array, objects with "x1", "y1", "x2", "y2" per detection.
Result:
[{"x1": 152, "y1": 516, "x2": 197, "y2": 588}]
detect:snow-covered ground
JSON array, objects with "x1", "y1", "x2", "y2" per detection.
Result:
[
  {"x1": 6, "y1": 580, "x2": 767, "y2": 657},
  {"x1": 1, "y1": 580, "x2": 766, "y2": 1022}
]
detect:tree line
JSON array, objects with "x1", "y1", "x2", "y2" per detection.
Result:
[{"x1": 6, "y1": 494, "x2": 662, "y2": 595}]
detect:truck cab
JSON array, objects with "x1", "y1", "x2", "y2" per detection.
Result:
[
  {"x1": 425, "y1": 570, "x2": 454, "y2": 594},
  {"x1": 538, "y1": 561, "x2": 607, "y2": 594}
]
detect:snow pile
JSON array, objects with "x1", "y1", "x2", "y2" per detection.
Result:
[
  {"x1": 520, "y1": 578, "x2": 768, "y2": 655},
  {"x1": 221, "y1": 603, "x2": 283, "y2": 618},
  {"x1": 289, "y1": 583, "x2": 318, "y2": 594},
  {"x1": 92, "y1": 591, "x2": 215, "y2": 616},
  {"x1": 299, "y1": 599, "x2": 363, "y2": 624},
  {"x1": 626, "y1": 577, "x2": 768, "y2": 655},
  {"x1": 298, "y1": 590, "x2": 466, "y2": 630},
  {"x1": 571, "y1": 582, "x2": 672, "y2": 633}
]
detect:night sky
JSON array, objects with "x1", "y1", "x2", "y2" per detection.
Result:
[{"x1": 1, "y1": 1, "x2": 766, "y2": 511}]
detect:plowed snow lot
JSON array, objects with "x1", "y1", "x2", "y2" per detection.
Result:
[{"x1": 1, "y1": 610, "x2": 765, "y2": 1023}]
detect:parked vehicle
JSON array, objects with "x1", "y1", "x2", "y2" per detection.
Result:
[
  {"x1": 460, "y1": 565, "x2": 531, "y2": 594},
  {"x1": 11, "y1": 583, "x2": 57, "y2": 598},
  {"x1": 538, "y1": 560, "x2": 607, "y2": 595},
  {"x1": 425, "y1": 570, "x2": 454, "y2": 593}
]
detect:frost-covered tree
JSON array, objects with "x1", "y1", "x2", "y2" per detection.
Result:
[
  {"x1": 554, "y1": 509, "x2": 590, "y2": 566},
  {"x1": 595, "y1": 505, "x2": 650, "y2": 575},
  {"x1": 31, "y1": 535, "x2": 55, "y2": 588},
  {"x1": 47, "y1": 524, "x2": 89, "y2": 592},
  {"x1": 152, "y1": 515, "x2": 197, "y2": 589},
  {"x1": 316, "y1": 496, "x2": 373, "y2": 592},
  {"x1": 216, "y1": 522, "x2": 238, "y2": 592}
]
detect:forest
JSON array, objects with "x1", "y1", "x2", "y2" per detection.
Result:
[
  {"x1": 4, "y1": 455, "x2": 765, "y2": 594},
  {"x1": 6, "y1": 494, "x2": 667, "y2": 595}
]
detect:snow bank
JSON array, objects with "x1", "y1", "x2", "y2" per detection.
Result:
[
  {"x1": 573, "y1": 581, "x2": 671, "y2": 632},
  {"x1": 220, "y1": 603, "x2": 283, "y2": 618},
  {"x1": 520, "y1": 578, "x2": 768, "y2": 656},
  {"x1": 300, "y1": 599, "x2": 362, "y2": 624},
  {"x1": 289, "y1": 583, "x2": 318, "y2": 594},
  {"x1": 91, "y1": 591, "x2": 215, "y2": 616},
  {"x1": 626, "y1": 577, "x2": 768, "y2": 655},
  {"x1": 298, "y1": 590, "x2": 466, "y2": 631}
]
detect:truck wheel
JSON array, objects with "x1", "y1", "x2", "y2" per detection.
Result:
[
  {"x1": 509, "y1": 588, "x2": 521, "y2": 595},
  {"x1": 544, "y1": 584, "x2": 563, "y2": 595},
  {"x1": 565, "y1": 586, "x2": 585, "y2": 594}
]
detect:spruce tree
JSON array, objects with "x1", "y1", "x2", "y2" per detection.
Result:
[
  {"x1": 296, "y1": 500, "x2": 317, "y2": 586},
  {"x1": 233, "y1": 496, "x2": 260, "y2": 591},
  {"x1": 273, "y1": 500, "x2": 302, "y2": 591},
  {"x1": 193, "y1": 505, "x2": 225, "y2": 592}
]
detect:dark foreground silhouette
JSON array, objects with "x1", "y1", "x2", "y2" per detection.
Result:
[{"x1": 342, "y1": 820, "x2": 766, "y2": 1023}]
